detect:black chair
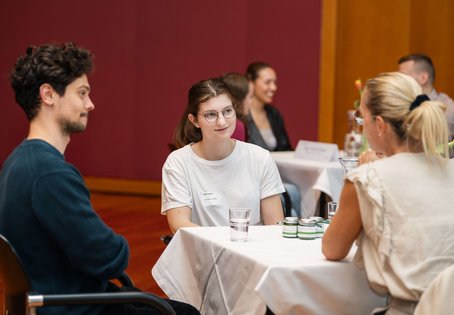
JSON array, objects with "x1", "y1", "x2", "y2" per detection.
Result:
[
  {"x1": 281, "y1": 189, "x2": 293, "y2": 217},
  {"x1": 160, "y1": 235, "x2": 174, "y2": 245},
  {"x1": 0, "y1": 234, "x2": 176, "y2": 315}
]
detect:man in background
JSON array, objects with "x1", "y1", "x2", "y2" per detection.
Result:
[
  {"x1": 0, "y1": 42, "x2": 199, "y2": 315},
  {"x1": 398, "y1": 53, "x2": 454, "y2": 140}
]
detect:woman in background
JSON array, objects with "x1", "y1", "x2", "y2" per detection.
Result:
[
  {"x1": 162, "y1": 78, "x2": 284, "y2": 234},
  {"x1": 221, "y1": 72, "x2": 253, "y2": 141},
  {"x1": 322, "y1": 72, "x2": 454, "y2": 314},
  {"x1": 246, "y1": 62, "x2": 291, "y2": 151},
  {"x1": 246, "y1": 62, "x2": 301, "y2": 216}
]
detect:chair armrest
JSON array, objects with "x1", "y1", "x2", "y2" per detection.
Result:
[
  {"x1": 160, "y1": 235, "x2": 173, "y2": 245},
  {"x1": 117, "y1": 272, "x2": 134, "y2": 287},
  {"x1": 28, "y1": 292, "x2": 176, "y2": 315}
]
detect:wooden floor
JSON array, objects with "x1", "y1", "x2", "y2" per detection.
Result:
[
  {"x1": 91, "y1": 192, "x2": 170, "y2": 296},
  {"x1": 0, "y1": 192, "x2": 171, "y2": 310}
]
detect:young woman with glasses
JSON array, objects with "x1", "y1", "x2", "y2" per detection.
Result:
[
  {"x1": 162, "y1": 78, "x2": 285, "y2": 234},
  {"x1": 322, "y1": 72, "x2": 454, "y2": 314}
]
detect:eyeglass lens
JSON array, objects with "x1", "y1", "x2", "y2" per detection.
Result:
[{"x1": 202, "y1": 107, "x2": 235, "y2": 123}]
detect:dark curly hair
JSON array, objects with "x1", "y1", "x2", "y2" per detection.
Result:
[{"x1": 10, "y1": 42, "x2": 93, "y2": 120}]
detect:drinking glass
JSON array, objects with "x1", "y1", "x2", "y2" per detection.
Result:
[
  {"x1": 338, "y1": 157, "x2": 359, "y2": 176},
  {"x1": 229, "y1": 208, "x2": 251, "y2": 242},
  {"x1": 327, "y1": 201, "x2": 339, "y2": 220}
]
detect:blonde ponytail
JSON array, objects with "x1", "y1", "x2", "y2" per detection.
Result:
[
  {"x1": 405, "y1": 100, "x2": 449, "y2": 161},
  {"x1": 365, "y1": 72, "x2": 449, "y2": 165}
]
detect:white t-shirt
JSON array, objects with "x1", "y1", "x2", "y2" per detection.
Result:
[
  {"x1": 348, "y1": 153, "x2": 454, "y2": 306},
  {"x1": 161, "y1": 140, "x2": 285, "y2": 226}
]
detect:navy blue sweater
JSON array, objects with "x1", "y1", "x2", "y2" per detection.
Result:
[{"x1": 0, "y1": 140, "x2": 129, "y2": 315}]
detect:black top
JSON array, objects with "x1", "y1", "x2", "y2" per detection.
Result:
[{"x1": 246, "y1": 104, "x2": 292, "y2": 151}]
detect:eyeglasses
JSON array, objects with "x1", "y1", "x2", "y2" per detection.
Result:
[
  {"x1": 353, "y1": 110, "x2": 364, "y2": 125},
  {"x1": 353, "y1": 110, "x2": 375, "y2": 126},
  {"x1": 198, "y1": 106, "x2": 236, "y2": 123}
]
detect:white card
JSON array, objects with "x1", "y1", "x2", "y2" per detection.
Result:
[{"x1": 294, "y1": 140, "x2": 339, "y2": 162}]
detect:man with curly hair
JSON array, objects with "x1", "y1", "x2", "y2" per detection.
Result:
[{"x1": 0, "y1": 42, "x2": 199, "y2": 315}]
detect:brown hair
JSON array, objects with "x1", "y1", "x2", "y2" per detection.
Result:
[
  {"x1": 221, "y1": 72, "x2": 249, "y2": 121},
  {"x1": 246, "y1": 61, "x2": 272, "y2": 81},
  {"x1": 173, "y1": 78, "x2": 238, "y2": 149},
  {"x1": 398, "y1": 53, "x2": 435, "y2": 84}
]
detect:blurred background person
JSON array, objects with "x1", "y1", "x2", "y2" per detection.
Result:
[
  {"x1": 246, "y1": 62, "x2": 301, "y2": 217},
  {"x1": 322, "y1": 72, "x2": 454, "y2": 315},
  {"x1": 246, "y1": 62, "x2": 291, "y2": 150},
  {"x1": 398, "y1": 53, "x2": 454, "y2": 140},
  {"x1": 221, "y1": 72, "x2": 253, "y2": 141},
  {"x1": 162, "y1": 78, "x2": 284, "y2": 234}
]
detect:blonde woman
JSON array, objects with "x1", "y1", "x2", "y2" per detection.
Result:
[{"x1": 322, "y1": 72, "x2": 454, "y2": 314}]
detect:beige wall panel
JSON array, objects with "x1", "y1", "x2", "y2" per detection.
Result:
[
  {"x1": 410, "y1": 0, "x2": 454, "y2": 98},
  {"x1": 320, "y1": 0, "x2": 454, "y2": 146},
  {"x1": 332, "y1": 0, "x2": 411, "y2": 148}
]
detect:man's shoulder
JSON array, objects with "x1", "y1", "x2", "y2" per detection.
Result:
[
  {"x1": 432, "y1": 90, "x2": 454, "y2": 105},
  {"x1": 7, "y1": 140, "x2": 78, "y2": 177}
]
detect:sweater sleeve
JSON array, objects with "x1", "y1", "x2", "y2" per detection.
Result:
[{"x1": 32, "y1": 168, "x2": 129, "y2": 280}]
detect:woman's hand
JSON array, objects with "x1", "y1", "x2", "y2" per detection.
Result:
[{"x1": 358, "y1": 149, "x2": 383, "y2": 165}]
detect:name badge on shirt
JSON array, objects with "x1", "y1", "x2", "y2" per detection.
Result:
[{"x1": 201, "y1": 191, "x2": 224, "y2": 206}]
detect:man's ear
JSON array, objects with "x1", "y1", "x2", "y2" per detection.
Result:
[
  {"x1": 188, "y1": 114, "x2": 199, "y2": 128},
  {"x1": 418, "y1": 71, "x2": 429, "y2": 86},
  {"x1": 39, "y1": 83, "x2": 56, "y2": 106}
]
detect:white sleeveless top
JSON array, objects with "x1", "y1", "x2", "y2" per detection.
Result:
[{"x1": 347, "y1": 153, "x2": 454, "y2": 310}]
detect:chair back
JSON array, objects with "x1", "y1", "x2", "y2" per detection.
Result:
[
  {"x1": 414, "y1": 264, "x2": 454, "y2": 315},
  {"x1": 281, "y1": 190, "x2": 292, "y2": 217},
  {"x1": 0, "y1": 234, "x2": 30, "y2": 315}
]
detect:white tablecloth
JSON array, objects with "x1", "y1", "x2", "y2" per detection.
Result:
[
  {"x1": 152, "y1": 226, "x2": 386, "y2": 315},
  {"x1": 271, "y1": 151, "x2": 344, "y2": 217}
]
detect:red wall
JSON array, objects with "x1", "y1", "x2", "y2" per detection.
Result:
[{"x1": 0, "y1": 0, "x2": 321, "y2": 180}]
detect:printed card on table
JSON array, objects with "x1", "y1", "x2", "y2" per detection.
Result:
[{"x1": 294, "y1": 140, "x2": 339, "y2": 162}]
